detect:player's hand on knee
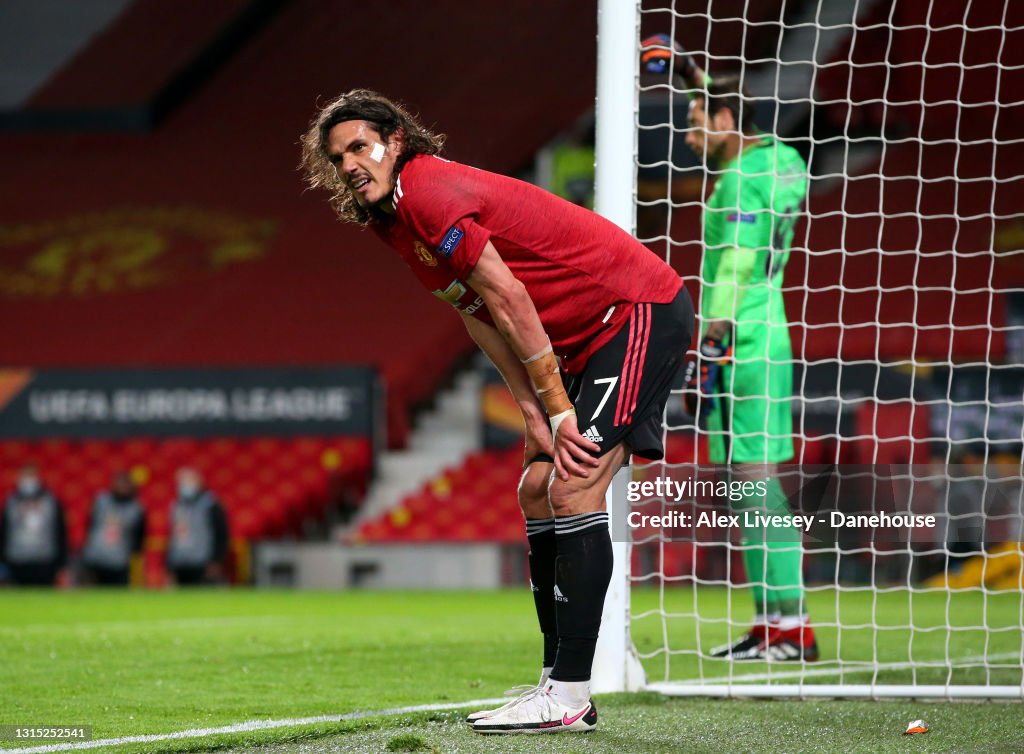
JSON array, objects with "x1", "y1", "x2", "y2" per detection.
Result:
[
  {"x1": 521, "y1": 402, "x2": 555, "y2": 464},
  {"x1": 552, "y1": 412, "x2": 601, "y2": 481}
]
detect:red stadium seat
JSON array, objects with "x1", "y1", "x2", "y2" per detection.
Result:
[
  {"x1": 0, "y1": 435, "x2": 373, "y2": 571},
  {"x1": 358, "y1": 449, "x2": 527, "y2": 544}
]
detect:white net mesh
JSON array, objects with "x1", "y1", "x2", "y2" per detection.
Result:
[{"x1": 627, "y1": 0, "x2": 1024, "y2": 696}]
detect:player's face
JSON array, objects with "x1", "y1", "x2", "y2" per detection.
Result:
[
  {"x1": 685, "y1": 99, "x2": 728, "y2": 162},
  {"x1": 326, "y1": 120, "x2": 402, "y2": 209}
]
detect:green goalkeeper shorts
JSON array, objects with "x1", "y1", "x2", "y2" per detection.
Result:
[{"x1": 706, "y1": 338, "x2": 794, "y2": 465}]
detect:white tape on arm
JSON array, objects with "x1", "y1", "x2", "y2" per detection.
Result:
[
  {"x1": 370, "y1": 142, "x2": 386, "y2": 163},
  {"x1": 549, "y1": 408, "x2": 575, "y2": 438},
  {"x1": 522, "y1": 344, "x2": 553, "y2": 364}
]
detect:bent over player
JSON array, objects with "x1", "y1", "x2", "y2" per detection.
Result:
[
  {"x1": 301, "y1": 90, "x2": 693, "y2": 733},
  {"x1": 642, "y1": 36, "x2": 818, "y2": 660}
]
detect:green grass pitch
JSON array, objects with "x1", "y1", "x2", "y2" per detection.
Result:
[{"x1": 1, "y1": 588, "x2": 1021, "y2": 753}]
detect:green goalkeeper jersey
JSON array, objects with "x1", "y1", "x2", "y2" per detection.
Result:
[{"x1": 701, "y1": 136, "x2": 807, "y2": 344}]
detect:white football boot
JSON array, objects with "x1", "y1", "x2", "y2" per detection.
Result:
[
  {"x1": 472, "y1": 684, "x2": 597, "y2": 734},
  {"x1": 464, "y1": 669, "x2": 551, "y2": 723},
  {"x1": 466, "y1": 684, "x2": 544, "y2": 725}
]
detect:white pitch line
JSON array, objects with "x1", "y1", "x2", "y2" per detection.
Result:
[
  {"x1": 4, "y1": 698, "x2": 507, "y2": 754},
  {"x1": 675, "y1": 651, "x2": 1023, "y2": 685},
  {"x1": 0, "y1": 616, "x2": 300, "y2": 633},
  {"x1": 12, "y1": 655, "x2": 1023, "y2": 752}
]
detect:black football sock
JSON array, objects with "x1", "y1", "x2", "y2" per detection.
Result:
[
  {"x1": 550, "y1": 511, "x2": 614, "y2": 683},
  {"x1": 526, "y1": 518, "x2": 558, "y2": 669}
]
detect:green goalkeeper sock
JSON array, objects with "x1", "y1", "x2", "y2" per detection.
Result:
[
  {"x1": 736, "y1": 477, "x2": 804, "y2": 617},
  {"x1": 735, "y1": 486, "x2": 771, "y2": 616},
  {"x1": 766, "y1": 542, "x2": 803, "y2": 617},
  {"x1": 762, "y1": 477, "x2": 804, "y2": 617},
  {"x1": 740, "y1": 541, "x2": 769, "y2": 616}
]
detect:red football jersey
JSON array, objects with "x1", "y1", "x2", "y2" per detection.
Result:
[{"x1": 372, "y1": 154, "x2": 681, "y2": 375}]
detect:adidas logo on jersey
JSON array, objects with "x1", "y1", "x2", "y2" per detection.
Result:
[
  {"x1": 553, "y1": 585, "x2": 568, "y2": 603},
  {"x1": 583, "y1": 425, "x2": 604, "y2": 443}
]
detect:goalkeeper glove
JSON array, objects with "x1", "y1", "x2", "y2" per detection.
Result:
[
  {"x1": 640, "y1": 33, "x2": 698, "y2": 81},
  {"x1": 682, "y1": 334, "x2": 731, "y2": 415}
]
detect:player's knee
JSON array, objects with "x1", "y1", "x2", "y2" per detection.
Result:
[
  {"x1": 518, "y1": 463, "x2": 553, "y2": 519},
  {"x1": 547, "y1": 476, "x2": 603, "y2": 518}
]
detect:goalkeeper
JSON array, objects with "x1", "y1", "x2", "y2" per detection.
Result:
[{"x1": 642, "y1": 35, "x2": 818, "y2": 661}]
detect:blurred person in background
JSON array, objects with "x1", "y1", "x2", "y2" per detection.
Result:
[
  {"x1": 0, "y1": 463, "x2": 68, "y2": 586},
  {"x1": 302, "y1": 89, "x2": 693, "y2": 734},
  {"x1": 165, "y1": 467, "x2": 229, "y2": 586},
  {"x1": 543, "y1": 114, "x2": 595, "y2": 209},
  {"x1": 642, "y1": 35, "x2": 816, "y2": 661},
  {"x1": 81, "y1": 470, "x2": 147, "y2": 586}
]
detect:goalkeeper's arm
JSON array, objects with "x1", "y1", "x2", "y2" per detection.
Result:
[
  {"x1": 682, "y1": 246, "x2": 757, "y2": 415},
  {"x1": 704, "y1": 245, "x2": 758, "y2": 339}
]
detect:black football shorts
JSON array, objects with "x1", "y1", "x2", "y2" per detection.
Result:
[{"x1": 532, "y1": 286, "x2": 694, "y2": 463}]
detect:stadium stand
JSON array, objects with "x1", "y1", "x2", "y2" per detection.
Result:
[
  {"x1": 657, "y1": 1, "x2": 1021, "y2": 365},
  {"x1": 652, "y1": 0, "x2": 1022, "y2": 365},
  {"x1": 11, "y1": 0, "x2": 269, "y2": 130},
  {"x1": 795, "y1": 0, "x2": 1024, "y2": 363},
  {"x1": 355, "y1": 448, "x2": 524, "y2": 544},
  {"x1": 0, "y1": 0, "x2": 597, "y2": 446},
  {"x1": 0, "y1": 435, "x2": 370, "y2": 584}
]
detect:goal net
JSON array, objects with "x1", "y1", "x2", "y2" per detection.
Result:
[{"x1": 594, "y1": 0, "x2": 1024, "y2": 698}]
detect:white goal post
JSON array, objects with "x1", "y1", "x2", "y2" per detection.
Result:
[
  {"x1": 592, "y1": 0, "x2": 1024, "y2": 699},
  {"x1": 591, "y1": 0, "x2": 648, "y2": 695}
]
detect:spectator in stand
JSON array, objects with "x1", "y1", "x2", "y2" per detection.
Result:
[
  {"x1": 165, "y1": 467, "x2": 229, "y2": 586},
  {"x1": 0, "y1": 463, "x2": 68, "y2": 586},
  {"x1": 81, "y1": 470, "x2": 146, "y2": 586},
  {"x1": 545, "y1": 114, "x2": 595, "y2": 210}
]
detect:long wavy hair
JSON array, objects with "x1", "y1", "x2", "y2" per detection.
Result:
[{"x1": 300, "y1": 89, "x2": 446, "y2": 225}]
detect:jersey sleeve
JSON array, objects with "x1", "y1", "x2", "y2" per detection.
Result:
[
  {"x1": 396, "y1": 168, "x2": 492, "y2": 280},
  {"x1": 708, "y1": 171, "x2": 773, "y2": 252}
]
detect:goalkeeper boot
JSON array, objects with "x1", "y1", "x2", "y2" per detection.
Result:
[
  {"x1": 710, "y1": 622, "x2": 770, "y2": 658},
  {"x1": 465, "y1": 669, "x2": 550, "y2": 723},
  {"x1": 737, "y1": 624, "x2": 820, "y2": 662},
  {"x1": 472, "y1": 683, "x2": 597, "y2": 734}
]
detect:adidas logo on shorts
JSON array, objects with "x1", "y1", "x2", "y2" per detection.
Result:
[
  {"x1": 583, "y1": 425, "x2": 604, "y2": 443},
  {"x1": 553, "y1": 585, "x2": 568, "y2": 602}
]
